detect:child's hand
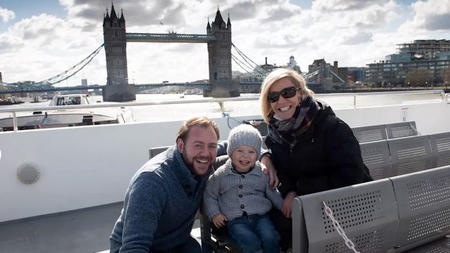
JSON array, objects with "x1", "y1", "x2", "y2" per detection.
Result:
[{"x1": 212, "y1": 213, "x2": 228, "y2": 228}]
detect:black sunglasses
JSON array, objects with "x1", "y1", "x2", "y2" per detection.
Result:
[{"x1": 268, "y1": 87, "x2": 299, "y2": 103}]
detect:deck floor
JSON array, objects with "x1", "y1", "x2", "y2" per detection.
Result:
[{"x1": 0, "y1": 202, "x2": 202, "y2": 253}]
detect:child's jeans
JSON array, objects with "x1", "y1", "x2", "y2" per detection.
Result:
[{"x1": 227, "y1": 213, "x2": 280, "y2": 253}]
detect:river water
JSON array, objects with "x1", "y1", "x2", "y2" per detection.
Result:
[{"x1": 1, "y1": 92, "x2": 444, "y2": 123}]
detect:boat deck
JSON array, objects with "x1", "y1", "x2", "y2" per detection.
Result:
[
  {"x1": 0, "y1": 91, "x2": 449, "y2": 252},
  {"x1": 0, "y1": 203, "x2": 122, "y2": 253}
]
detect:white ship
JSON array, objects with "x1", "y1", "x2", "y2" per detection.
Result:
[
  {"x1": 0, "y1": 94, "x2": 132, "y2": 132},
  {"x1": 0, "y1": 90, "x2": 449, "y2": 253}
]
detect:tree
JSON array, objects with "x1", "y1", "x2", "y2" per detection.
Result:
[
  {"x1": 442, "y1": 67, "x2": 450, "y2": 87},
  {"x1": 405, "y1": 67, "x2": 433, "y2": 87}
]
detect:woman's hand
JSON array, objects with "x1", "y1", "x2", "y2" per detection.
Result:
[
  {"x1": 281, "y1": 191, "x2": 297, "y2": 218},
  {"x1": 260, "y1": 154, "x2": 279, "y2": 189},
  {"x1": 212, "y1": 213, "x2": 228, "y2": 228}
]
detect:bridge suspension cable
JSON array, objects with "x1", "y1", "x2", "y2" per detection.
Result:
[
  {"x1": 231, "y1": 43, "x2": 267, "y2": 76},
  {"x1": 33, "y1": 43, "x2": 104, "y2": 86},
  {"x1": 231, "y1": 53, "x2": 254, "y2": 73},
  {"x1": 232, "y1": 43, "x2": 260, "y2": 68}
]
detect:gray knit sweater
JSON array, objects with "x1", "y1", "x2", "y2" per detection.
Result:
[
  {"x1": 110, "y1": 145, "x2": 214, "y2": 252},
  {"x1": 203, "y1": 159, "x2": 283, "y2": 221}
]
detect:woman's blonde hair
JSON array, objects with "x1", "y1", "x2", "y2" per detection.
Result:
[{"x1": 260, "y1": 68, "x2": 314, "y2": 123}]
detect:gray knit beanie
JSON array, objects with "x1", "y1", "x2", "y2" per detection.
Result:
[{"x1": 227, "y1": 124, "x2": 262, "y2": 158}]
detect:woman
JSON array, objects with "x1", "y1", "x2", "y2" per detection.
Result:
[{"x1": 259, "y1": 68, "x2": 372, "y2": 250}]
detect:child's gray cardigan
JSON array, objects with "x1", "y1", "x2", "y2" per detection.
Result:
[{"x1": 203, "y1": 159, "x2": 283, "y2": 221}]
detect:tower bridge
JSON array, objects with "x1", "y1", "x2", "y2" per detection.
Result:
[
  {"x1": 2, "y1": 5, "x2": 261, "y2": 99},
  {"x1": 102, "y1": 4, "x2": 237, "y2": 102}
]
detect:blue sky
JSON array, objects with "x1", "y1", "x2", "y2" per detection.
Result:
[
  {"x1": 0, "y1": 0, "x2": 449, "y2": 85},
  {"x1": 0, "y1": 0, "x2": 65, "y2": 18}
]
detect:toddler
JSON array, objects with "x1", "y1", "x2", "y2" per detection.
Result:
[{"x1": 204, "y1": 124, "x2": 283, "y2": 253}]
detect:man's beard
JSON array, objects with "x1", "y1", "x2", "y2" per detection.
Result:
[{"x1": 181, "y1": 147, "x2": 211, "y2": 174}]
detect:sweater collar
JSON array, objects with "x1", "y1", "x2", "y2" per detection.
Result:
[
  {"x1": 173, "y1": 147, "x2": 205, "y2": 195},
  {"x1": 222, "y1": 159, "x2": 261, "y2": 176}
]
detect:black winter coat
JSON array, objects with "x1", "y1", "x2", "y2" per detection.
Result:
[{"x1": 265, "y1": 101, "x2": 372, "y2": 197}]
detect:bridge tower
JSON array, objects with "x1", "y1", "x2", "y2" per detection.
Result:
[
  {"x1": 206, "y1": 10, "x2": 239, "y2": 97},
  {"x1": 102, "y1": 4, "x2": 136, "y2": 102}
]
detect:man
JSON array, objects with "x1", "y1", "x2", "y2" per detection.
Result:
[{"x1": 110, "y1": 117, "x2": 222, "y2": 253}]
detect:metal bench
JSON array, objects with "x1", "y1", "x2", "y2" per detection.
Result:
[
  {"x1": 291, "y1": 165, "x2": 450, "y2": 253},
  {"x1": 360, "y1": 140, "x2": 392, "y2": 180},
  {"x1": 292, "y1": 179, "x2": 399, "y2": 253},
  {"x1": 386, "y1": 121, "x2": 418, "y2": 139},
  {"x1": 391, "y1": 165, "x2": 450, "y2": 251},
  {"x1": 388, "y1": 135, "x2": 433, "y2": 176},
  {"x1": 429, "y1": 132, "x2": 450, "y2": 168},
  {"x1": 352, "y1": 124, "x2": 388, "y2": 143},
  {"x1": 352, "y1": 121, "x2": 417, "y2": 144},
  {"x1": 149, "y1": 146, "x2": 171, "y2": 159},
  {"x1": 361, "y1": 132, "x2": 450, "y2": 180}
]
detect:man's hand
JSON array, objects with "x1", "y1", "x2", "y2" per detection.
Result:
[
  {"x1": 212, "y1": 213, "x2": 228, "y2": 228},
  {"x1": 281, "y1": 191, "x2": 297, "y2": 218},
  {"x1": 260, "y1": 154, "x2": 279, "y2": 189}
]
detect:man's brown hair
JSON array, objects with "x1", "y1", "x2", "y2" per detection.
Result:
[{"x1": 176, "y1": 117, "x2": 220, "y2": 142}]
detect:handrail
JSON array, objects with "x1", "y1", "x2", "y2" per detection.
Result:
[
  {"x1": 316, "y1": 89, "x2": 444, "y2": 97},
  {"x1": 0, "y1": 89, "x2": 446, "y2": 132},
  {"x1": 317, "y1": 89, "x2": 444, "y2": 108},
  {"x1": 0, "y1": 90, "x2": 444, "y2": 114},
  {"x1": 0, "y1": 96, "x2": 260, "y2": 113}
]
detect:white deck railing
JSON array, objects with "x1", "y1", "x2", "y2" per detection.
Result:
[{"x1": 0, "y1": 90, "x2": 447, "y2": 132}]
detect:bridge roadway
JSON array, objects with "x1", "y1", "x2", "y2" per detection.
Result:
[
  {"x1": 0, "y1": 82, "x2": 262, "y2": 94},
  {"x1": 126, "y1": 33, "x2": 216, "y2": 43}
]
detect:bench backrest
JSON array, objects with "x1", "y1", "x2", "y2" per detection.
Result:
[
  {"x1": 352, "y1": 125, "x2": 387, "y2": 143},
  {"x1": 293, "y1": 179, "x2": 399, "y2": 253},
  {"x1": 391, "y1": 165, "x2": 450, "y2": 251},
  {"x1": 360, "y1": 132, "x2": 450, "y2": 181},
  {"x1": 429, "y1": 132, "x2": 450, "y2": 168},
  {"x1": 292, "y1": 165, "x2": 450, "y2": 253},
  {"x1": 360, "y1": 140, "x2": 392, "y2": 180},
  {"x1": 148, "y1": 146, "x2": 170, "y2": 159},
  {"x1": 352, "y1": 121, "x2": 417, "y2": 144},
  {"x1": 388, "y1": 135, "x2": 433, "y2": 176},
  {"x1": 386, "y1": 121, "x2": 418, "y2": 139}
]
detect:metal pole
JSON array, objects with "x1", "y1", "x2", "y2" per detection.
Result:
[{"x1": 12, "y1": 112, "x2": 18, "y2": 132}]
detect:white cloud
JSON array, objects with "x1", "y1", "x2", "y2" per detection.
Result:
[
  {"x1": 0, "y1": 0, "x2": 449, "y2": 85},
  {"x1": 0, "y1": 6, "x2": 15, "y2": 23},
  {"x1": 312, "y1": 0, "x2": 386, "y2": 11},
  {"x1": 0, "y1": 13, "x2": 104, "y2": 84},
  {"x1": 410, "y1": 0, "x2": 450, "y2": 30},
  {"x1": 341, "y1": 32, "x2": 373, "y2": 45}
]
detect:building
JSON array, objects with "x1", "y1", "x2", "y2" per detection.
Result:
[
  {"x1": 238, "y1": 57, "x2": 275, "y2": 83},
  {"x1": 81, "y1": 79, "x2": 88, "y2": 87},
  {"x1": 238, "y1": 56, "x2": 302, "y2": 83},
  {"x1": 287, "y1": 56, "x2": 301, "y2": 73},
  {"x1": 305, "y1": 59, "x2": 347, "y2": 91},
  {"x1": 366, "y1": 39, "x2": 450, "y2": 86}
]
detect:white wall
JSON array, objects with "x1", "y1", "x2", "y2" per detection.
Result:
[{"x1": 0, "y1": 101, "x2": 449, "y2": 222}]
